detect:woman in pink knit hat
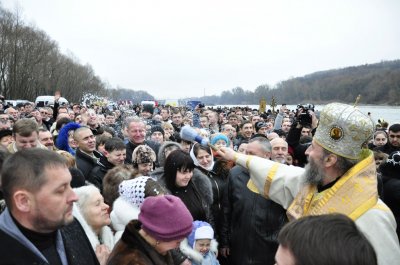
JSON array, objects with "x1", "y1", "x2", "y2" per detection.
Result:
[{"x1": 107, "y1": 195, "x2": 193, "y2": 265}]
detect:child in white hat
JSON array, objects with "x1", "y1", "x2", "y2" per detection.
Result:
[{"x1": 180, "y1": 220, "x2": 220, "y2": 265}]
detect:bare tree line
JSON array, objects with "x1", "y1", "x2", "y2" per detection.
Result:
[
  {"x1": 189, "y1": 60, "x2": 400, "y2": 105},
  {"x1": 0, "y1": 6, "x2": 107, "y2": 103}
]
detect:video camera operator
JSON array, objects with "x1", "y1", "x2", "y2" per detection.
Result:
[
  {"x1": 286, "y1": 104, "x2": 319, "y2": 167},
  {"x1": 295, "y1": 103, "x2": 315, "y2": 127}
]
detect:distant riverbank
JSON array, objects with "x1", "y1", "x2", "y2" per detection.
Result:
[{"x1": 209, "y1": 104, "x2": 400, "y2": 126}]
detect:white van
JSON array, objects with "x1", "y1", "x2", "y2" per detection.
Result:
[
  {"x1": 5, "y1": 99, "x2": 30, "y2": 107},
  {"x1": 35, "y1": 95, "x2": 69, "y2": 106},
  {"x1": 141, "y1": 100, "x2": 157, "y2": 106}
]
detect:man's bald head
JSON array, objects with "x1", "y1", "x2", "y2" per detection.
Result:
[{"x1": 270, "y1": 138, "x2": 288, "y2": 163}]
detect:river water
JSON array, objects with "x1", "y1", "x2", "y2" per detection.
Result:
[{"x1": 212, "y1": 104, "x2": 400, "y2": 126}]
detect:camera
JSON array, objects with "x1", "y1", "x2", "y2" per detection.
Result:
[{"x1": 297, "y1": 103, "x2": 314, "y2": 126}]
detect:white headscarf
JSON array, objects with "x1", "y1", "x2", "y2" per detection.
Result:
[{"x1": 189, "y1": 143, "x2": 215, "y2": 171}]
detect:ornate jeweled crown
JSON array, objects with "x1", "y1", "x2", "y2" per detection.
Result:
[{"x1": 314, "y1": 103, "x2": 374, "y2": 160}]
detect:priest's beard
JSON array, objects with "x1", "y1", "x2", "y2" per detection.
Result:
[{"x1": 303, "y1": 156, "x2": 326, "y2": 186}]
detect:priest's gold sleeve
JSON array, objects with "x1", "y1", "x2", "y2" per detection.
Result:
[{"x1": 232, "y1": 152, "x2": 306, "y2": 210}]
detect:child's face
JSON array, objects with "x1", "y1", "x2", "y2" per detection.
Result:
[
  {"x1": 214, "y1": 139, "x2": 227, "y2": 149},
  {"x1": 194, "y1": 238, "x2": 211, "y2": 255}
]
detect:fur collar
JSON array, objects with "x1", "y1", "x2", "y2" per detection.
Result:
[
  {"x1": 179, "y1": 238, "x2": 218, "y2": 264},
  {"x1": 192, "y1": 168, "x2": 213, "y2": 205},
  {"x1": 110, "y1": 197, "x2": 140, "y2": 242},
  {"x1": 72, "y1": 203, "x2": 115, "y2": 251}
]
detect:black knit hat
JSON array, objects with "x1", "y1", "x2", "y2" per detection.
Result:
[
  {"x1": 255, "y1": 121, "x2": 267, "y2": 132},
  {"x1": 0, "y1": 129, "x2": 12, "y2": 140},
  {"x1": 151, "y1": 125, "x2": 164, "y2": 137}
]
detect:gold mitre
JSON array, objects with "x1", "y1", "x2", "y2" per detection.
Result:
[{"x1": 314, "y1": 103, "x2": 374, "y2": 160}]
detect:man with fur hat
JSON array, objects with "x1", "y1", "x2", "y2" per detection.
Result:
[{"x1": 218, "y1": 102, "x2": 400, "y2": 265}]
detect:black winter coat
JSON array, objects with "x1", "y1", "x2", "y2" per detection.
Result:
[
  {"x1": 88, "y1": 156, "x2": 116, "y2": 193},
  {"x1": 196, "y1": 160, "x2": 230, "y2": 238},
  {"x1": 376, "y1": 142, "x2": 400, "y2": 155},
  {"x1": 220, "y1": 165, "x2": 287, "y2": 265},
  {"x1": 380, "y1": 159, "x2": 400, "y2": 242},
  {"x1": 125, "y1": 140, "x2": 160, "y2": 165},
  {"x1": 158, "y1": 168, "x2": 214, "y2": 228},
  {"x1": 75, "y1": 148, "x2": 103, "y2": 180}
]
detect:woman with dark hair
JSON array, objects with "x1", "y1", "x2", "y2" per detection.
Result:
[{"x1": 159, "y1": 149, "x2": 213, "y2": 226}]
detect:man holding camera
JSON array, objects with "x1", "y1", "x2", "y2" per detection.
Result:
[
  {"x1": 273, "y1": 105, "x2": 291, "y2": 134},
  {"x1": 286, "y1": 104, "x2": 318, "y2": 167}
]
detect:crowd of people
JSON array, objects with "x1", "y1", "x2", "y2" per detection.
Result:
[{"x1": 0, "y1": 95, "x2": 399, "y2": 265}]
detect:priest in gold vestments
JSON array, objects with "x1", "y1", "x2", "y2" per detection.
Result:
[{"x1": 218, "y1": 103, "x2": 400, "y2": 265}]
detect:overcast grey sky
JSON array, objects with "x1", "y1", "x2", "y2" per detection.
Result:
[{"x1": 2, "y1": 0, "x2": 399, "y2": 100}]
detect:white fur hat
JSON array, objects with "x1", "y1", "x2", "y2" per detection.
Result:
[{"x1": 194, "y1": 225, "x2": 214, "y2": 240}]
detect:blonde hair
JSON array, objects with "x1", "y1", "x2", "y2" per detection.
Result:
[
  {"x1": 161, "y1": 122, "x2": 173, "y2": 130},
  {"x1": 56, "y1": 150, "x2": 77, "y2": 168}
]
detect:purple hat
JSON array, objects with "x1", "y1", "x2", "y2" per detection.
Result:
[{"x1": 139, "y1": 195, "x2": 193, "y2": 241}]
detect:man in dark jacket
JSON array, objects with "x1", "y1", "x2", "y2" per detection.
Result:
[
  {"x1": 377, "y1": 123, "x2": 400, "y2": 155},
  {"x1": 74, "y1": 126, "x2": 103, "y2": 179},
  {"x1": 379, "y1": 150, "x2": 400, "y2": 241},
  {"x1": 233, "y1": 121, "x2": 254, "y2": 151},
  {"x1": 220, "y1": 136, "x2": 287, "y2": 265},
  {"x1": 0, "y1": 149, "x2": 102, "y2": 265},
  {"x1": 88, "y1": 137, "x2": 126, "y2": 192},
  {"x1": 124, "y1": 117, "x2": 160, "y2": 165}
]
